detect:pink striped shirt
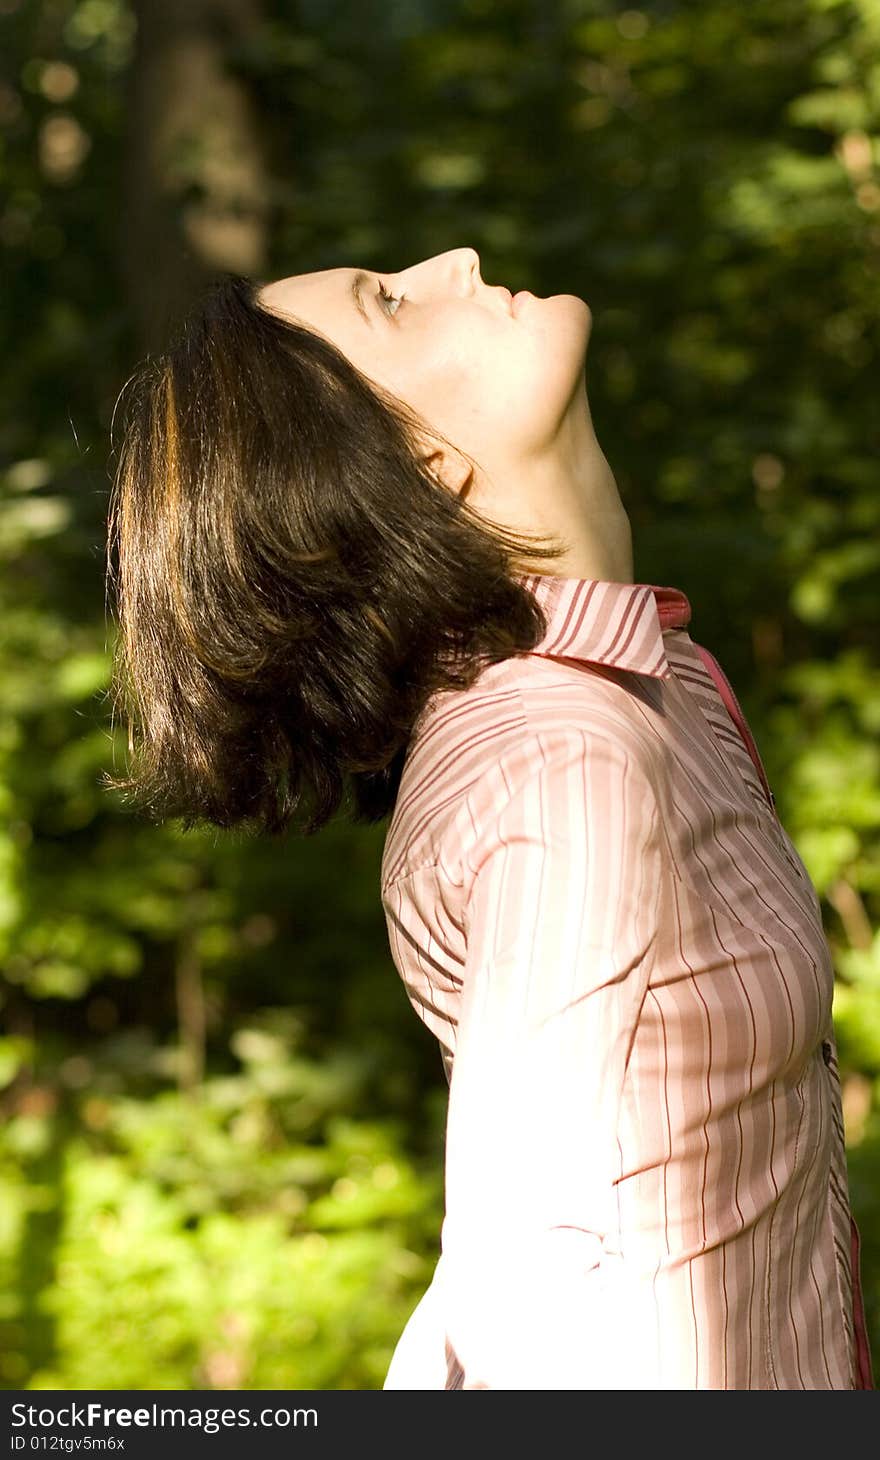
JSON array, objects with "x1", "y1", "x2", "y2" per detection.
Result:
[{"x1": 380, "y1": 571, "x2": 873, "y2": 1390}]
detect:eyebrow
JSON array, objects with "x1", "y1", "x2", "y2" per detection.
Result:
[{"x1": 350, "y1": 270, "x2": 374, "y2": 328}]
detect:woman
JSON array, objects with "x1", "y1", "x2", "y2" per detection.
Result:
[{"x1": 105, "y1": 248, "x2": 873, "y2": 1390}]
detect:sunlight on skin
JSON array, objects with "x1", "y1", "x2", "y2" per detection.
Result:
[{"x1": 257, "y1": 247, "x2": 633, "y2": 582}]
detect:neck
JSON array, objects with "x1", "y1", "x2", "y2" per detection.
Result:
[{"x1": 509, "y1": 383, "x2": 634, "y2": 583}]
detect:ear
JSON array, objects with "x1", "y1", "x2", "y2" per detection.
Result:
[{"x1": 420, "y1": 441, "x2": 475, "y2": 500}]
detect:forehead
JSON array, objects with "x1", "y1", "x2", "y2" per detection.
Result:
[{"x1": 257, "y1": 267, "x2": 349, "y2": 312}]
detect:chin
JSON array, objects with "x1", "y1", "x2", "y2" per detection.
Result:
[
  {"x1": 562, "y1": 292, "x2": 593, "y2": 328},
  {"x1": 536, "y1": 291, "x2": 592, "y2": 333},
  {"x1": 536, "y1": 293, "x2": 592, "y2": 366}
]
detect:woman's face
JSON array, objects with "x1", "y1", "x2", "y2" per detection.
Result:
[{"x1": 256, "y1": 247, "x2": 592, "y2": 491}]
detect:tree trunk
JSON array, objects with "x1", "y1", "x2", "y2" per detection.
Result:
[{"x1": 120, "y1": 0, "x2": 270, "y2": 354}]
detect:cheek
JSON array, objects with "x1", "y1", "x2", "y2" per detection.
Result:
[
  {"x1": 400, "y1": 331, "x2": 485, "y2": 418},
  {"x1": 396, "y1": 317, "x2": 562, "y2": 437},
  {"x1": 490, "y1": 339, "x2": 581, "y2": 451},
  {"x1": 492, "y1": 339, "x2": 556, "y2": 413}
]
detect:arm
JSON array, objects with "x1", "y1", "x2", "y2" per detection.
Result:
[{"x1": 439, "y1": 724, "x2": 663, "y2": 1389}]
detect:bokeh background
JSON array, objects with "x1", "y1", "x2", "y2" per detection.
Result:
[{"x1": 2, "y1": 0, "x2": 879, "y2": 1390}]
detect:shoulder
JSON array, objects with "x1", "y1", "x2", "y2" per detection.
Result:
[{"x1": 381, "y1": 651, "x2": 663, "y2": 891}]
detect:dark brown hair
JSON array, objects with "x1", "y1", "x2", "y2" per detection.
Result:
[{"x1": 103, "y1": 271, "x2": 566, "y2": 838}]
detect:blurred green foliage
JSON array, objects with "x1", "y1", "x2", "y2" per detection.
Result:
[
  {"x1": 1, "y1": 1014, "x2": 444, "y2": 1388},
  {"x1": 1, "y1": 0, "x2": 879, "y2": 1388}
]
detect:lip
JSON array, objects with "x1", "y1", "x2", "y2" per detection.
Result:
[
  {"x1": 512, "y1": 290, "x2": 532, "y2": 313},
  {"x1": 494, "y1": 284, "x2": 514, "y2": 314}
]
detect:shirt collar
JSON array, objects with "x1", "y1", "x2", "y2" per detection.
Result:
[{"x1": 511, "y1": 570, "x2": 692, "y2": 681}]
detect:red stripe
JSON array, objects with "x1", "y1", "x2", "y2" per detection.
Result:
[
  {"x1": 380, "y1": 575, "x2": 869, "y2": 1390},
  {"x1": 692, "y1": 642, "x2": 777, "y2": 815},
  {"x1": 851, "y1": 1217, "x2": 875, "y2": 1389}
]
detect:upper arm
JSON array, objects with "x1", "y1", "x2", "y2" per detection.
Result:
[
  {"x1": 445, "y1": 723, "x2": 663, "y2": 1240},
  {"x1": 435, "y1": 723, "x2": 665, "y2": 1386}
]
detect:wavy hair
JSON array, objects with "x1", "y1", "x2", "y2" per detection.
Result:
[{"x1": 103, "y1": 271, "x2": 567, "y2": 837}]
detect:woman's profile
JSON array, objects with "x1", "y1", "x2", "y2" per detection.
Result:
[{"x1": 104, "y1": 248, "x2": 874, "y2": 1390}]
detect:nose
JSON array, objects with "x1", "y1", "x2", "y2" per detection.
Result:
[
  {"x1": 450, "y1": 246, "x2": 481, "y2": 278},
  {"x1": 396, "y1": 247, "x2": 481, "y2": 295}
]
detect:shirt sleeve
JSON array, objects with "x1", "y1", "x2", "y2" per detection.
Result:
[{"x1": 438, "y1": 724, "x2": 663, "y2": 1389}]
